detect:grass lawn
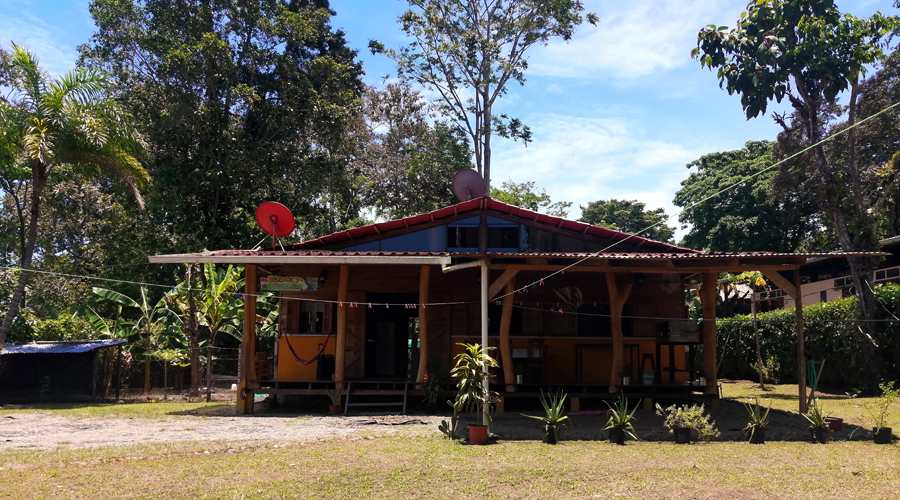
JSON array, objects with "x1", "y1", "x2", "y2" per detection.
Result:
[
  {"x1": 720, "y1": 380, "x2": 900, "y2": 430},
  {"x1": 1, "y1": 437, "x2": 898, "y2": 499},
  {"x1": 2, "y1": 383, "x2": 899, "y2": 499}
]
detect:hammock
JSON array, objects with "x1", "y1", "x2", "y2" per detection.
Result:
[{"x1": 283, "y1": 331, "x2": 334, "y2": 365}]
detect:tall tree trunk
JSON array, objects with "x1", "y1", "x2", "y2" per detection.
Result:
[
  {"x1": 0, "y1": 169, "x2": 47, "y2": 343},
  {"x1": 188, "y1": 265, "x2": 200, "y2": 398}
]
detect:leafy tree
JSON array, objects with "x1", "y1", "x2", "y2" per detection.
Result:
[
  {"x1": 0, "y1": 44, "x2": 147, "y2": 346},
  {"x1": 491, "y1": 179, "x2": 571, "y2": 217},
  {"x1": 355, "y1": 82, "x2": 473, "y2": 219},
  {"x1": 370, "y1": 0, "x2": 598, "y2": 191},
  {"x1": 579, "y1": 199, "x2": 675, "y2": 243},
  {"x1": 674, "y1": 141, "x2": 820, "y2": 251},
  {"x1": 80, "y1": 0, "x2": 365, "y2": 249},
  {"x1": 692, "y1": 0, "x2": 897, "y2": 387}
]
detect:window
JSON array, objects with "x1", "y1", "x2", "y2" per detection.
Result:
[
  {"x1": 300, "y1": 301, "x2": 332, "y2": 334},
  {"x1": 447, "y1": 226, "x2": 519, "y2": 250}
]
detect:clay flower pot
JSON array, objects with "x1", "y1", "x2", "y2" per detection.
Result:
[{"x1": 469, "y1": 424, "x2": 489, "y2": 445}]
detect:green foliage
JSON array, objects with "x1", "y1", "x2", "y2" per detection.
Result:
[
  {"x1": 491, "y1": 180, "x2": 571, "y2": 217},
  {"x1": 355, "y1": 82, "x2": 473, "y2": 219},
  {"x1": 80, "y1": 0, "x2": 365, "y2": 248},
  {"x1": 602, "y1": 395, "x2": 639, "y2": 441},
  {"x1": 422, "y1": 375, "x2": 444, "y2": 405},
  {"x1": 655, "y1": 403, "x2": 719, "y2": 441},
  {"x1": 803, "y1": 399, "x2": 830, "y2": 429},
  {"x1": 673, "y1": 141, "x2": 819, "y2": 252},
  {"x1": 865, "y1": 381, "x2": 899, "y2": 431},
  {"x1": 0, "y1": 42, "x2": 147, "y2": 342},
  {"x1": 450, "y1": 343, "x2": 499, "y2": 423},
  {"x1": 742, "y1": 398, "x2": 772, "y2": 433},
  {"x1": 579, "y1": 199, "x2": 674, "y2": 243},
  {"x1": 371, "y1": 0, "x2": 597, "y2": 190},
  {"x1": 523, "y1": 391, "x2": 569, "y2": 441},
  {"x1": 716, "y1": 283, "x2": 900, "y2": 390}
]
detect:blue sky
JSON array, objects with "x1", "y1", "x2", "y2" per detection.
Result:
[{"x1": 2, "y1": 0, "x2": 896, "y2": 235}]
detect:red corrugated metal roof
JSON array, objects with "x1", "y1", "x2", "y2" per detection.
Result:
[
  {"x1": 289, "y1": 197, "x2": 698, "y2": 254},
  {"x1": 202, "y1": 249, "x2": 886, "y2": 260}
]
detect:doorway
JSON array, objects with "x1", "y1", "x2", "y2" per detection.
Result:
[{"x1": 365, "y1": 293, "x2": 419, "y2": 379}]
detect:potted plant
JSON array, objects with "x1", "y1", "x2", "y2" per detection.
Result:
[
  {"x1": 865, "y1": 380, "x2": 898, "y2": 444},
  {"x1": 523, "y1": 391, "x2": 569, "y2": 444},
  {"x1": 324, "y1": 387, "x2": 341, "y2": 415},
  {"x1": 603, "y1": 395, "x2": 640, "y2": 445},
  {"x1": 450, "y1": 343, "x2": 499, "y2": 444},
  {"x1": 742, "y1": 398, "x2": 771, "y2": 444},
  {"x1": 656, "y1": 403, "x2": 719, "y2": 444},
  {"x1": 803, "y1": 398, "x2": 830, "y2": 444}
]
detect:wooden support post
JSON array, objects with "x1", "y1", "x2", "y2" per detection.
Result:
[
  {"x1": 794, "y1": 269, "x2": 808, "y2": 414},
  {"x1": 334, "y1": 265, "x2": 349, "y2": 394},
  {"x1": 605, "y1": 273, "x2": 633, "y2": 393},
  {"x1": 570, "y1": 397, "x2": 580, "y2": 413},
  {"x1": 499, "y1": 280, "x2": 516, "y2": 392},
  {"x1": 237, "y1": 264, "x2": 258, "y2": 414},
  {"x1": 700, "y1": 273, "x2": 718, "y2": 400},
  {"x1": 416, "y1": 265, "x2": 431, "y2": 385},
  {"x1": 643, "y1": 397, "x2": 653, "y2": 412},
  {"x1": 495, "y1": 395, "x2": 505, "y2": 413}
]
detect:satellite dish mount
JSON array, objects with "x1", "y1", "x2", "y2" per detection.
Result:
[{"x1": 255, "y1": 202, "x2": 296, "y2": 250}]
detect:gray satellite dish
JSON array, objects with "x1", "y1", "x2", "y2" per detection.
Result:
[{"x1": 452, "y1": 169, "x2": 486, "y2": 202}]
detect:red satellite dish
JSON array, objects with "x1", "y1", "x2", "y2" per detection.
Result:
[
  {"x1": 255, "y1": 202, "x2": 295, "y2": 249},
  {"x1": 452, "y1": 169, "x2": 486, "y2": 202}
]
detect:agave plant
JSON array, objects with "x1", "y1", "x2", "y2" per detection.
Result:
[
  {"x1": 742, "y1": 398, "x2": 771, "y2": 444},
  {"x1": 523, "y1": 391, "x2": 569, "y2": 444},
  {"x1": 603, "y1": 394, "x2": 640, "y2": 444}
]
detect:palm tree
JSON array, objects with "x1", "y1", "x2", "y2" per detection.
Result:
[{"x1": 0, "y1": 44, "x2": 148, "y2": 344}]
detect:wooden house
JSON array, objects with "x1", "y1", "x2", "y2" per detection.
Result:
[{"x1": 150, "y1": 197, "x2": 879, "y2": 414}]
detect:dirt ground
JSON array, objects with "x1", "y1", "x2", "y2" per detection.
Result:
[{"x1": 0, "y1": 385, "x2": 876, "y2": 451}]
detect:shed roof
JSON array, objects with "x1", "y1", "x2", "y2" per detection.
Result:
[{"x1": 1, "y1": 340, "x2": 125, "y2": 355}]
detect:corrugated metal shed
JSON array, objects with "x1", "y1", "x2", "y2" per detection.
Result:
[{"x1": 1, "y1": 339, "x2": 125, "y2": 355}]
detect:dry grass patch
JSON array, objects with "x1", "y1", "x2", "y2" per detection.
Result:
[{"x1": 1, "y1": 437, "x2": 898, "y2": 499}]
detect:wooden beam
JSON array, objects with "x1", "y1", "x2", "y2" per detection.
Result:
[
  {"x1": 488, "y1": 268, "x2": 520, "y2": 299},
  {"x1": 499, "y1": 280, "x2": 516, "y2": 392},
  {"x1": 149, "y1": 254, "x2": 451, "y2": 265},
  {"x1": 604, "y1": 273, "x2": 633, "y2": 392},
  {"x1": 794, "y1": 269, "x2": 808, "y2": 414},
  {"x1": 237, "y1": 264, "x2": 258, "y2": 414},
  {"x1": 334, "y1": 265, "x2": 349, "y2": 390},
  {"x1": 416, "y1": 265, "x2": 431, "y2": 385},
  {"x1": 700, "y1": 273, "x2": 718, "y2": 397},
  {"x1": 762, "y1": 270, "x2": 797, "y2": 299}
]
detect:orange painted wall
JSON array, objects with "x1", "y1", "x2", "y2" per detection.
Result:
[{"x1": 276, "y1": 335, "x2": 334, "y2": 381}]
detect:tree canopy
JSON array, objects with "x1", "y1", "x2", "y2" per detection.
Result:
[
  {"x1": 674, "y1": 140, "x2": 820, "y2": 252},
  {"x1": 579, "y1": 199, "x2": 675, "y2": 243},
  {"x1": 0, "y1": 43, "x2": 147, "y2": 343},
  {"x1": 370, "y1": 0, "x2": 597, "y2": 191},
  {"x1": 491, "y1": 179, "x2": 571, "y2": 217}
]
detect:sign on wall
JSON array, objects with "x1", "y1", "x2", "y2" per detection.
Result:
[{"x1": 260, "y1": 275, "x2": 318, "y2": 292}]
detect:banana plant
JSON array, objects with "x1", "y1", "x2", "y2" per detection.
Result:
[{"x1": 92, "y1": 286, "x2": 181, "y2": 394}]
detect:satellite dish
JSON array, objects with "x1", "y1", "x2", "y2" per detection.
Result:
[
  {"x1": 452, "y1": 169, "x2": 486, "y2": 202},
  {"x1": 255, "y1": 201, "x2": 295, "y2": 249}
]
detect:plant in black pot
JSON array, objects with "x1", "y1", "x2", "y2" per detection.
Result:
[
  {"x1": 523, "y1": 391, "x2": 569, "y2": 444},
  {"x1": 603, "y1": 395, "x2": 640, "y2": 445},
  {"x1": 656, "y1": 403, "x2": 719, "y2": 444},
  {"x1": 865, "y1": 380, "x2": 897, "y2": 445},
  {"x1": 742, "y1": 398, "x2": 771, "y2": 444},
  {"x1": 804, "y1": 399, "x2": 830, "y2": 444},
  {"x1": 449, "y1": 343, "x2": 499, "y2": 444}
]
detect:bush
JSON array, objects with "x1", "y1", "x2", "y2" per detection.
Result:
[{"x1": 715, "y1": 283, "x2": 900, "y2": 390}]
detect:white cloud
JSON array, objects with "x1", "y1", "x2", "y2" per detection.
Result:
[
  {"x1": 526, "y1": 0, "x2": 747, "y2": 80},
  {"x1": 490, "y1": 112, "x2": 706, "y2": 222}
]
